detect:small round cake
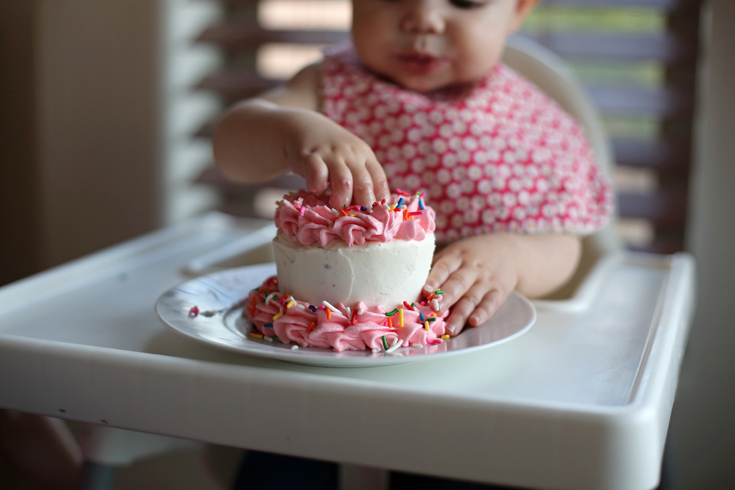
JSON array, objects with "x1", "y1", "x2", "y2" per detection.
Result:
[
  {"x1": 273, "y1": 193, "x2": 435, "y2": 310},
  {"x1": 244, "y1": 190, "x2": 449, "y2": 352}
]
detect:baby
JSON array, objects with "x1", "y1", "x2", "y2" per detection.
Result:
[{"x1": 214, "y1": 0, "x2": 613, "y2": 337}]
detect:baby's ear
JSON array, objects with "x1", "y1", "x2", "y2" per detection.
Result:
[{"x1": 510, "y1": 0, "x2": 539, "y2": 33}]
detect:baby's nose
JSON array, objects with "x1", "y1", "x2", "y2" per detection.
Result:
[{"x1": 400, "y1": 1, "x2": 445, "y2": 34}]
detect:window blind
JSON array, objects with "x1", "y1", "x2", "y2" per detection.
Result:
[{"x1": 194, "y1": 0, "x2": 701, "y2": 253}]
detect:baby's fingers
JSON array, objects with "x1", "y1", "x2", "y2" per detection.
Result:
[
  {"x1": 343, "y1": 147, "x2": 386, "y2": 207},
  {"x1": 325, "y1": 158, "x2": 354, "y2": 209},
  {"x1": 444, "y1": 284, "x2": 488, "y2": 336},
  {"x1": 365, "y1": 157, "x2": 390, "y2": 204},
  {"x1": 347, "y1": 158, "x2": 377, "y2": 207},
  {"x1": 468, "y1": 289, "x2": 506, "y2": 327},
  {"x1": 430, "y1": 264, "x2": 478, "y2": 313},
  {"x1": 423, "y1": 254, "x2": 462, "y2": 297},
  {"x1": 301, "y1": 153, "x2": 329, "y2": 196}
]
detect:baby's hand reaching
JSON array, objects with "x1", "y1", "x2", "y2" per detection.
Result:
[
  {"x1": 285, "y1": 111, "x2": 390, "y2": 208},
  {"x1": 423, "y1": 234, "x2": 519, "y2": 336},
  {"x1": 423, "y1": 232, "x2": 582, "y2": 336}
]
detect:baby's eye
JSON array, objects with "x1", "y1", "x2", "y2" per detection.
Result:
[{"x1": 450, "y1": 0, "x2": 483, "y2": 9}]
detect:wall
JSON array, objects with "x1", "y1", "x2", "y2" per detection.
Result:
[
  {"x1": 669, "y1": 1, "x2": 735, "y2": 488},
  {"x1": 0, "y1": 0, "x2": 220, "y2": 284},
  {"x1": 37, "y1": 0, "x2": 164, "y2": 268},
  {"x1": 0, "y1": 2, "x2": 40, "y2": 285}
]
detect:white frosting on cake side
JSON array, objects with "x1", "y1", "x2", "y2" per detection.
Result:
[{"x1": 273, "y1": 231, "x2": 436, "y2": 310}]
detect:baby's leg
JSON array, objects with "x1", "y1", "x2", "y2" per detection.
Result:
[
  {"x1": 390, "y1": 471, "x2": 520, "y2": 490},
  {"x1": 0, "y1": 409, "x2": 83, "y2": 490},
  {"x1": 232, "y1": 450, "x2": 338, "y2": 490}
]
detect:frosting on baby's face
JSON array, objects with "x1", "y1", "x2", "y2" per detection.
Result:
[{"x1": 350, "y1": 0, "x2": 538, "y2": 93}]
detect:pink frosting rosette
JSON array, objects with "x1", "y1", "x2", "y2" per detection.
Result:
[
  {"x1": 245, "y1": 278, "x2": 450, "y2": 352},
  {"x1": 275, "y1": 190, "x2": 436, "y2": 247}
]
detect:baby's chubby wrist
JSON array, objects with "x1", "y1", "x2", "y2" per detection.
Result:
[
  {"x1": 472, "y1": 232, "x2": 524, "y2": 287},
  {"x1": 490, "y1": 232, "x2": 582, "y2": 298},
  {"x1": 488, "y1": 232, "x2": 527, "y2": 292}
]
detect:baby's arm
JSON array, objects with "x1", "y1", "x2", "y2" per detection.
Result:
[
  {"x1": 424, "y1": 233, "x2": 581, "y2": 335},
  {"x1": 213, "y1": 64, "x2": 390, "y2": 208}
]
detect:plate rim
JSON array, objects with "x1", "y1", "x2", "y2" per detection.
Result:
[{"x1": 156, "y1": 264, "x2": 536, "y2": 367}]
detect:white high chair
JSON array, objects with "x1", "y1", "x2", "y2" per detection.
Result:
[
  {"x1": 503, "y1": 35, "x2": 623, "y2": 309},
  {"x1": 74, "y1": 36, "x2": 622, "y2": 490}
]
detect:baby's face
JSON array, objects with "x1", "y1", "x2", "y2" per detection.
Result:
[{"x1": 351, "y1": 0, "x2": 536, "y2": 92}]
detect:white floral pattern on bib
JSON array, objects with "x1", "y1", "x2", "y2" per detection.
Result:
[{"x1": 322, "y1": 44, "x2": 613, "y2": 242}]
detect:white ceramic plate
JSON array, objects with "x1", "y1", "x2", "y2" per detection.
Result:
[{"x1": 156, "y1": 264, "x2": 536, "y2": 367}]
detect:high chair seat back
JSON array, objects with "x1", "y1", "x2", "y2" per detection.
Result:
[{"x1": 503, "y1": 35, "x2": 622, "y2": 301}]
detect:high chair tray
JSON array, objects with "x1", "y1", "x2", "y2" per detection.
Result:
[{"x1": 0, "y1": 212, "x2": 695, "y2": 490}]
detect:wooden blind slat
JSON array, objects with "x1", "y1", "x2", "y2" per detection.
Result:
[
  {"x1": 587, "y1": 85, "x2": 694, "y2": 117},
  {"x1": 524, "y1": 32, "x2": 698, "y2": 62},
  {"x1": 198, "y1": 25, "x2": 697, "y2": 63},
  {"x1": 197, "y1": 71, "x2": 273, "y2": 97},
  {"x1": 617, "y1": 189, "x2": 688, "y2": 226},
  {"x1": 628, "y1": 238, "x2": 686, "y2": 254},
  {"x1": 542, "y1": 0, "x2": 701, "y2": 9},
  {"x1": 216, "y1": 0, "x2": 701, "y2": 9},
  {"x1": 198, "y1": 24, "x2": 349, "y2": 47},
  {"x1": 196, "y1": 167, "x2": 305, "y2": 193},
  {"x1": 612, "y1": 139, "x2": 690, "y2": 173}
]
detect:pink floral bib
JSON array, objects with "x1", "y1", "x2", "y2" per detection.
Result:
[{"x1": 322, "y1": 44, "x2": 613, "y2": 242}]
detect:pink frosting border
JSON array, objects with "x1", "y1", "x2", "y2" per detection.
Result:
[
  {"x1": 275, "y1": 190, "x2": 436, "y2": 247},
  {"x1": 244, "y1": 276, "x2": 450, "y2": 352}
]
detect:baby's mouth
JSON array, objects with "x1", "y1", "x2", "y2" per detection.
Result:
[{"x1": 395, "y1": 52, "x2": 448, "y2": 76}]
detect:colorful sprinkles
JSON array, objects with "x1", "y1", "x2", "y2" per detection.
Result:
[
  {"x1": 245, "y1": 192, "x2": 455, "y2": 352},
  {"x1": 281, "y1": 191, "x2": 432, "y2": 229},
  {"x1": 385, "y1": 338, "x2": 403, "y2": 353},
  {"x1": 246, "y1": 281, "x2": 452, "y2": 352},
  {"x1": 322, "y1": 300, "x2": 339, "y2": 313}
]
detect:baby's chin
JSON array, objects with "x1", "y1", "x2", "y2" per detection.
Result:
[
  {"x1": 381, "y1": 71, "x2": 459, "y2": 94},
  {"x1": 400, "y1": 78, "x2": 449, "y2": 93},
  {"x1": 365, "y1": 60, "x2": 485, "y2": 94},
  {"x1": 383, "y1": 66, "x2": 490, "y2": 94},
  {"x1": 398, "y1": 74, "x2": 486, "y2": 95}
]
